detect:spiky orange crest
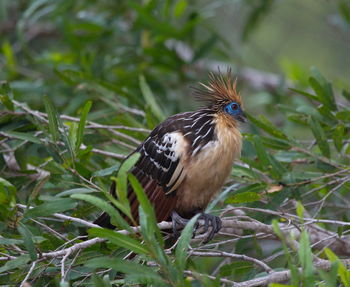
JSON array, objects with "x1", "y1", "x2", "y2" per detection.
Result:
[{"x1": 193, "y1": 69, "x2": 242, "y2": 108}]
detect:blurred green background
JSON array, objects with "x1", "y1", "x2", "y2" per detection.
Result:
[
  {"x1": 1, "y1": 1, "x2": 350, "y2": 286},
  {"x1": 2, "y1": 0, "x2": 350, "y2": 113}
]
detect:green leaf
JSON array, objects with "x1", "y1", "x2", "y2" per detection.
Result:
[
  {"x1": 44, "y1": 96, "x2": 60, "y2": 142},
  {"x1": 309, "y1": 75, "x2": 337, "y2": 111},
  {"x1": 128, "y1": 173, "x2": 163, "y2": 244},
  {"x1": 92, "y1": 163, "x2": 120, "y2": 177},
  {"x1": 325, "y1": 248, "x2": 350, "y2": 287},
  {"x1": 2, "y1": 131, "x2": 42, "y2": 144},
  {"x1": 272, "y1": 219, "x2": 283, "y2": 238},
  {"x1": 56, "y1": 187, "x2": 96, "y2": 197},
  {"x1": 44, "y1": 95, "x2": 75, "y2": 161},
  {"x1": 0, "y1": 82, "x2": 14, "y2": 110},
  {"x1": 260, "y1": 136, "x2": 291, "y2": 150},
  {"x1": 342, "y1": 90, "x2": 350, "y2": 102},
  {"x1": 68, "y1": 122, "x2": 78, "y2": 152},
  {"x1": 24, "y1": 198, "x2": 77, "y2": 218},
  {"x1": 71, "y1": 193, "x2": 130, "y2": 231},
  {"x1": 289, "y1": 87, "x2": 318, "y2": 101},
  {"x1": 309, "y1": 116, "x2": 330, "y2": 158},
  {"x1": 175, "y1": 214, "x2": 199, "y2": 271},
  {"x1": 116, "y1": 153, "x2": 140, "y2": 209},
  {"x1": 174, "y1": 0, "x2": 187, "y2": 18},
  {"x1": 252, "y1": 135, "x2": 270, "y2": 166},
  {"x1": 0, "y1": 238, "x2": 23, "y2": 245},
  {"x1": 318, "y1": 263, "x2": 338, "y2": 287},
  {"x1": 336, "y1": 110, "x2": 350, "y2": 121},
  {"x1": 246, "y1": 113, "x2": 288, "y2": 140},
  {"x1": 86, "y1": 257, "x2": 164, "y2": 283},
  {"x1": 76, "y1": 101, "x2": 92, "y2": 152},
  {"x1": 2, "y1": 41, "x2": 16, "y2": 75},
  {"x1": 0, "y1": 254, "x2": 30, "y2": 273},
  {"x1": 89, "y1": 228, "x2": 148, "y2": 254},
  {"x1": 225, "y1": 183, "x2": 266, "y2": 204},
  {"x1": 333, "y1": 124, "x2": 344, "y2": 152},
  {"x1": 225, "y1": 191, "x2": 261, "y2": 204},
  {"x1": 18, "y1": 223, "x2": 37, "y2": 260},
  {"x1": 139, "y1": 75, "x2": 165, "y2": 122},
  {"x1": 296, "y1": 201, "x2": 304, "y2": 220},
  {"x1": 298, "y1": 230, "x2": 315, "y2": 286}
]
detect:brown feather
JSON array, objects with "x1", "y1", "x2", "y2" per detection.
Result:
[
  {"x1": 94, "y1": 69, "x2": 244, "y2": 230},
  {"x1": 193, "y1": 68, "x2": 241, "y2": 107}
]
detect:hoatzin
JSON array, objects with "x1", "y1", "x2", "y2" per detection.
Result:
[{"x1": 95, "y1": 70, "x2": 246, "y2": 242}]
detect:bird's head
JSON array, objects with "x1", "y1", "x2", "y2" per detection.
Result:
[{"x1": 193, "y1": 69, "x2": 247, "y2": 124}]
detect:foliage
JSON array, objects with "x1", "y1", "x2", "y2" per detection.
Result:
[{"x1": 0, "y1": 0, "x2": 350, "y2": 286}]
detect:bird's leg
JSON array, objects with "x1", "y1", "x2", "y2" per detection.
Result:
[
  {"x1": 195, "y1": 213, "x2": 222, "y2": 243},
  {"x1": 171, "y1": 211, "x2": 189, "y2": 239},
  {"x1": 171, "y1": 211, "x2": 222, "y2": 243}
]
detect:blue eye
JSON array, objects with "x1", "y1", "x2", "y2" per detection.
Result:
[{"x1": 224, "y1": 102, "x2": 240, "y2": 115}]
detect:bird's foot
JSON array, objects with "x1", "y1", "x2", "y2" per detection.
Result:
[
  {"x1": 171, "y1": 211, "x2": 189, "y2": 239},
  {"x1": 195, "y1": 213, "x2": 222, "y2": 243}
]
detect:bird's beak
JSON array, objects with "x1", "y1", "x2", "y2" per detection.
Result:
[{"x1": 236, "y1": 111, "x2": 247, "y2": 123}]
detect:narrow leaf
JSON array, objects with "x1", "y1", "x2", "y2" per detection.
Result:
[
  {"x1": 246, "y1": 113, "x2": 288, "y2": 140},
  {"x1": 71, "y1": 193, "x2": 130, "y2": 231},
  {"x1": 175, "y1": 214, "x2": 199, "y2": 271},
  {"x1": 3, "y1": 131, "x2": 42, "y2": 144},
  {"x1": 76, "y1": 101, "x2": 92, "y2": 151},
  {"x1": 298, "y1": 230, "x2": 315, "y2": 286},
  {"x1": 0, "y1": 254, "x2": 30, "y2": 273},
  {"x1": 0, "y1": 82, "x2": 14, "y2": 110},
  {"x1": 18, "y1": 223, "x2": 37, "y2": 260},
  {"x1": 128, "y1": 173, "x2": 163, "y2": 244},
  {"x1": 86, "y1": 257, "x2": 163, "y2": 283},
  {"x1": 342, "y1": 90, "x2": 350, "y2": 102},
  {"x1": 24, "y1": 198, "x2": 77, "y2": 218},
  {"x1": 139, "y1": 75, "x2": 165, "y2": 122},
  {"x1": 44, "y1": 96, "x2": 60, "y2": 142},
  {"x1": 332, "y1": 124, "x2": 344, "y2": 152},
  {"x1": 116, "y1": 153, "x2": 140, "y2": 208},
  {"x1": 225, "y1": 191, "x2": 261, "y2": 204},
  {"x1": 309, "y1": 75, "x2": 337, "y2": 111},
  {"x1": 89, "y1": 228, "x2": 148, "y2": 254},
  {"x1": 309, "y1": 116, "x2": 330, "y2": 158}
]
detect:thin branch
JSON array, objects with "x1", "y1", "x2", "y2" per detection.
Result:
[
  {"x1": 233, "y1": 259, "x2": 350, "y2": 287},
  {"x1": 189, "y1": 250, "x2": 273, "y2": 273},
  {"x1": 184, "y1": 270, "x2": 237, "y2": 285},
  {"x1": 30, "y1": 218, "x2": 68, "y2": 241},
  {"x1": 61, "y1": 249, "x2": 72, "y2": 281},
  {"x1": 17, "y1": 204, "x2": 101, "y2": 228},
  {"x1": 19, "y1": 261, "x2": 37, "y2": 287}
]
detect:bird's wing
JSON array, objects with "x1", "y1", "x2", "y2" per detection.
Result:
[
  {"x1": 94, "y1": 110, "x2": 216, "y2": 227},
  {"x1": 128, "y1": 126, "x2": 188, "y2": 222}
]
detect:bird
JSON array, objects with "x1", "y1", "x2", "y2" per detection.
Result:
[{"x1": 94, "y1": 70, "x2": 246, "y2": 242}]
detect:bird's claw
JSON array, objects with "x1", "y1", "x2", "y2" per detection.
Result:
[
  {"x1": 171, "y1": 211, "x2": 222, "y2": 243},
  {"x1": 171, "y1": 211, "x2": 189, "y2": 239},
  {"x1": 195, "y1": 213, "x2": 222, "y2": 243}
]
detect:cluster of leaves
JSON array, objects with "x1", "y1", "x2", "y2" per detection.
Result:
[{"x1": 1, "y1": 0, "x2": 350, "y2": 286}]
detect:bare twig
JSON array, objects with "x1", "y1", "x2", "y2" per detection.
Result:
[
  {"x1": 61, "y1": 249, "x2": 72, "y2": 281},
  {"x1": 233, "y1": 259, "x2": 350, "y2": 287},
  {"x1": 184, "y1": 270, "x2": 237, "y2": 285},
  {"x1": 17, "y1": 204, "x2": 101, "y2": 228},
  {"x1": 19, "y1": 261, "x2": 37, "y2": 287},
  {"x1": 189, "y1": 250, "x2": 273, "y2": 273},
  {"x1": 30, "y1": 218, "x2": 68, "y2": 241}
]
